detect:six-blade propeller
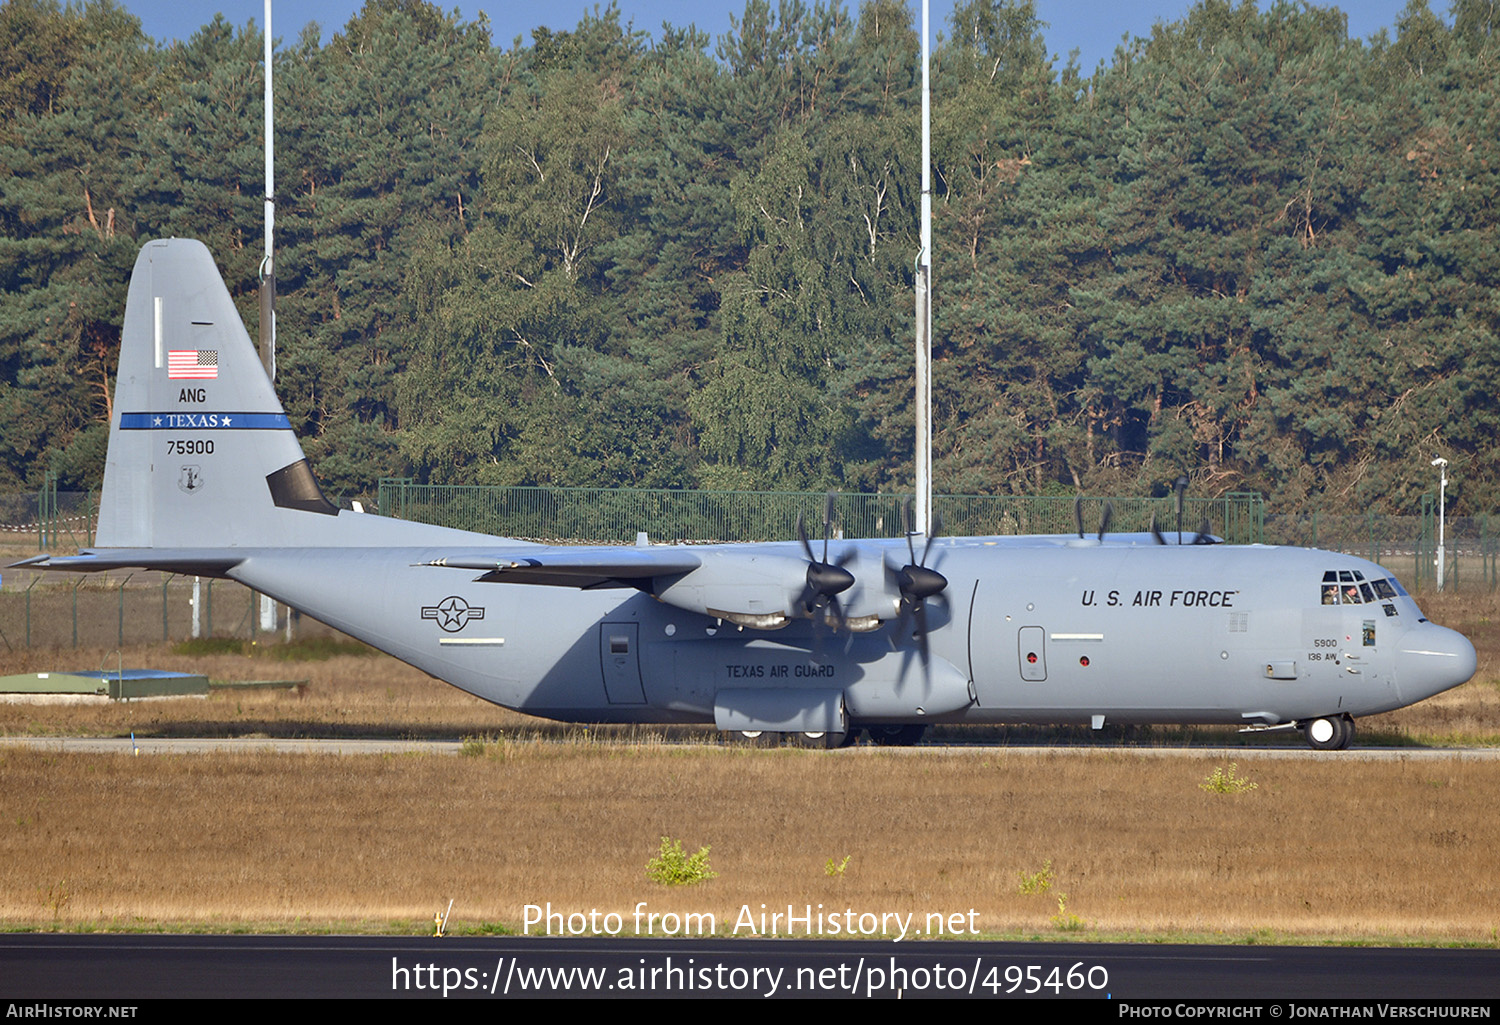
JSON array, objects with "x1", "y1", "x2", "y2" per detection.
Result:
[
  {"x1": 886, "y1": 497, "x2": 949, "y2": 668},
  {"x1": 795, "y1": 493, "x2": 856, "y2": 631}
]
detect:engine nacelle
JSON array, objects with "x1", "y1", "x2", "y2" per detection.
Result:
[{"x1": 652, "y1": 552, "x2": 809, "y2": 628}]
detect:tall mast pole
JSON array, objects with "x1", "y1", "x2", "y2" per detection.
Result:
[
  {"x1": 258, "y1": 1, "x2": 278, "y2": 636},
  {"x1": 258, "y1": 0, "x2": 276, "y2": 381},
  {"x1": 914, "y1": 0, "x2": 933, "y2": 536}
]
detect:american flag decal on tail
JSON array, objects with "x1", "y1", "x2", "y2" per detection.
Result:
[{"x1": 168, "y1": 350, "x2": 218, "y2": 379}]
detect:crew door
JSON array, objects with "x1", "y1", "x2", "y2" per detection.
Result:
[{"x1": 599, "y1": 623, "x2": 647, "y2": 704}]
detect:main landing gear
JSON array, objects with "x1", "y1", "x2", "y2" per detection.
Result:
[
  {"x1": 863, "y1": 724, "x2": 928, "y2": 747},
  {"x1": 1301, "y1": 714, "x2": 1355, "y2": 751},
  {"x1": 736, "y1": 730, "x2": 856, "y2": 748},
  {"x1": 734, "y1": 725, "x2": 927, "y2": 748}
]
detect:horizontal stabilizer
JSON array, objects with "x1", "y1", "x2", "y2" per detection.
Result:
[{"x1": 15, "y1": 549, "x2": 246, "y2": 577}]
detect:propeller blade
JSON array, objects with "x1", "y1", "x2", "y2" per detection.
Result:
[
  {"x1": 888, "y1": 601, "x2": 912, "y2": 650},
  {"x1": 822, "y1": 491, "x2": 836, "y2": 563},
  {"x1": 1098, "y1": 501, "x2": 1113, "y2": 542},
  {"x1": 826, "y1": 593, "x2": 848, "y2": 633},
  {"x1": 923, "y1": 511, "x2": 943, "y2": 566},
  {"x1": 1073, "y1": 496, "x2": 1084, "y2": 539},
  {"x1": 1150, "y1": 511, "x2": 1167, "y2": 546},
  {"x1": 902, "y1": 497, "x2": 917, "y2": 562},
  {"x1": 913, "y1": 599, "x2": 931, "y2": 670},
  {"x1": 1173, "y1": 475, "x2": 1189, "y2": 544},
  {"x1": 1192, "y1": 517, "x2": 1217, "y2": 545},
  {"x1": 796, "y1": 511, "x2": 816, "y2": 564}
]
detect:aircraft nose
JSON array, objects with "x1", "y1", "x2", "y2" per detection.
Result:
[{"x1": 1396, "y1": 623, "x2": 1477, "y2": 701}]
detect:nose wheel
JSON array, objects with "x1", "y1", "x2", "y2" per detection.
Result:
[{"x1": 1302, "y1": 714, "x2": 1354, "y2": 751}]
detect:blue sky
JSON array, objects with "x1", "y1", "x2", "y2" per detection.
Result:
[{"x1": 125, "y1": 1, "x2": 1429, "y2": 73}]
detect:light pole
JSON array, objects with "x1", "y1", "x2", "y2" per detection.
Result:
[
  {"x1": 913, "y1": 0, "x2": 932, "y2": 538},
  {"x1": 1431, "y1": 457, "x2": 1448, "y2": 591}
]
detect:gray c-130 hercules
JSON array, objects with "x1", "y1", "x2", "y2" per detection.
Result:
[{"x1": 21, "y1": 239, "x2": 1478, "y2": 750}]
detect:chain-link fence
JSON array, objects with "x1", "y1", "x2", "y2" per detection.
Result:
[
  {"x1": 0, "y1": 568, "x2": 332, "y2": 651},
  {"x1": 376, "y1": 479, "x2": 1267, "y2": 546},
  {"x1": 1266, "y1": 510, "x2": 1499, "y2": 592},
  {"x1": 0, "y1": 477, "x2": 94, "y2": 551}
]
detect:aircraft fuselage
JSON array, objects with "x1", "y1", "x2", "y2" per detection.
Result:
[{"x1": 224, "y1": 538, "x2": 1472, "y2": 735}]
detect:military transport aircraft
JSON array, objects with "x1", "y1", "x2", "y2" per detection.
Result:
[{"x1": 19, "y1": 239, "x2": 1478, "y2": 750}]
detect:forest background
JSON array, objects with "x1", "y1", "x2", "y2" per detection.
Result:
[{"x1": 1, "y1": 0, "x2": 1496, "y2": 515}]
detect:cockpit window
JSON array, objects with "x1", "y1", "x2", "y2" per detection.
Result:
[{"x1": 1320, "y1": 570, "x2": 1404, "y2": 606}]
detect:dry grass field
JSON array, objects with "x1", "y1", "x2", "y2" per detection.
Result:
[
  {"x1": 2, "y1": 745, "x2": 1497, "y2": 942},
  {"x1": 0, "y1": 590, "x2": 1495, "y2": 941}
]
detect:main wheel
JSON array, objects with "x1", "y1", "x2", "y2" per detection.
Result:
[
  {"x1": 796, "y1": 730, "x2": 857, "y2": 749},
  {"x1": 865, "y1": 724, "x2": 927, "y2": 747},
  {"x1": 737, "y1": 730, "x2": 779, "y2": 748},
  {"x1": 1334, "y1": 715, "x2": 1355, "y2": 750},
  {"x1": 1303, "y1": 715, "x2": 1353, "y2": 751}
]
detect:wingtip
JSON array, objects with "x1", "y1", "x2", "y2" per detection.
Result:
[{"x1": 7, "y1": 554, "x2": 52, "y2": 568}]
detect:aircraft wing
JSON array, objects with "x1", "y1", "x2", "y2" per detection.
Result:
[{"x1": 419, "y1": 547, "x2": 705, "y2": 590}]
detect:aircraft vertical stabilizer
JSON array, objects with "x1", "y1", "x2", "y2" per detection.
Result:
[{"x1": 96, "y1": 238, "x2": 331, "y2": 549}]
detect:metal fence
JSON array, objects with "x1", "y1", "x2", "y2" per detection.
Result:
[
  {"x1": 1266, "y1": 510, "x2": 1500, "y2": 592},
  {"x1": 0, "y1": 476, "x2": 94, "y2": 550},
  {"x1": 0, "y1": 569, "x2": 332, "y2": 651}
]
